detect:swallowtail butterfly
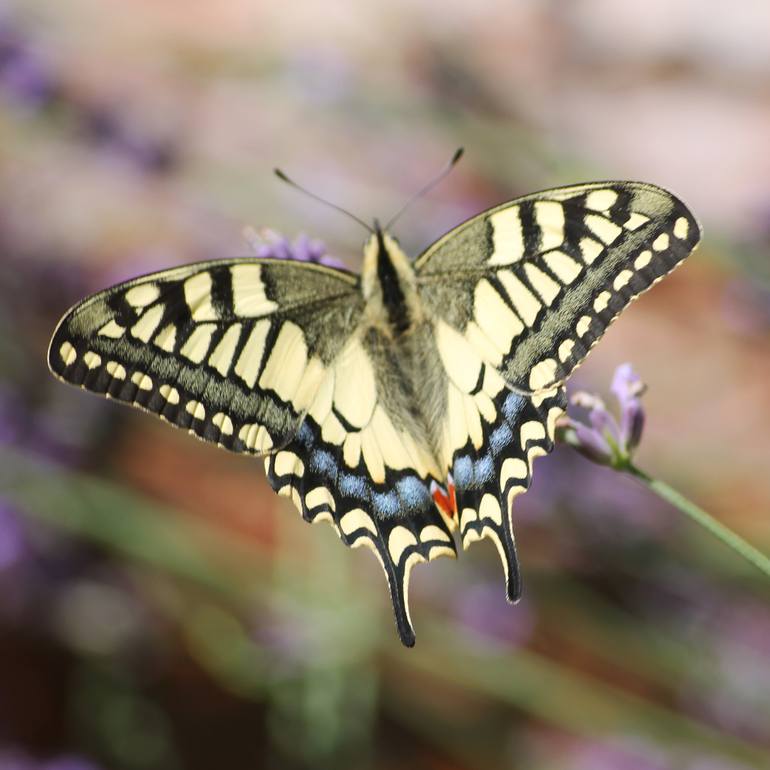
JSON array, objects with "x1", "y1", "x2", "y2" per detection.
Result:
[{"x1": 48, "y1": 180, "x2": 700, "y2": 646}]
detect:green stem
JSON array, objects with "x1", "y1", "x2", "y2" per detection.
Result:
[{"x1": 626, "y1": 464, "x2": 770, "y2": 580}]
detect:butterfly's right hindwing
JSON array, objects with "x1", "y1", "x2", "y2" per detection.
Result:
[{"x1": 48, "y1": 258, "x2": 361, "y2": 455}]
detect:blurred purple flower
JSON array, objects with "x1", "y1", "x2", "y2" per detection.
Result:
[
  {"x1": 564, "y1": 738, "x2": 669, "y2": 770},
  {"x1": 688, "y1": 760, "x2": 757, "y2": 770},
  {"x1": 0, "y1": 502, "x2": 26, "y2": 571},
  {"x1": 244, "y1": 227, "x2": 347, "y2": 270},
  {"x1": 0, "y1": 15, "x2": 175, "y2": 174},
  {"x1": 560, "y1": 738, "x2": 756, "y2": 770},
  {"x1": 0, "y1": 750, "x2": 35, "y2": 770},
  {"x1": 0, "y1": 41, "x2": 57, "y2": 108},
  {"x1": 678, "y1": 594, "x2": 770, "y2": 743},
  {"x1": 0, "y1": 377, "x2": 106, "y2": 467},
  {"x1": 0, "y1": 250, "x2": 110, "y2": 466},
  {"x1": 557, "y1": 363, "x2": 647, "y2": 468},
  {"x1": 80, "y1": 106, "x2": 177, "y2": 175},
  {"x1": 0, "y1": 14, "x2": 58, "y2": 109}
]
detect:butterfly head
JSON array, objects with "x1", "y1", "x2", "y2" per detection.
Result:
[{"x1": 361, "y1": 221, "x2": 418, "y2": 333}]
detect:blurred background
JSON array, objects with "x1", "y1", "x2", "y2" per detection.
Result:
[{"x1": 1, "y1": 1, "x2": 770, "y2": 768}]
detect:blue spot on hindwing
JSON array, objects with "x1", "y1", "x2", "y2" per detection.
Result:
[
  {"x1": 339, "y1": 473, "x2": 369, "y2": 499},
  {"x1": 373, "y1": 490, "x2": 400, "y2": 517},
  {"x1": 473, "y1": 454, "x2": 494, "y2": 484},
  {"x1": 489, "y1": 423, "x2": 513, "y2": 455},
  {"x1": 297, "y1": 422, "x2": 314, "y2": 447},
  {"x1": 502, "y1": 392, "x2": 525, "y2": 421},
  {"x1": 453, "y1": 455, "x2": 473, "y2": 487},
  {"x1": 309, "y1": 449, "x2": 337, "y2": 479},
  {"x1": 396, "y1": 476, "x2": 431, "y2": 512}
]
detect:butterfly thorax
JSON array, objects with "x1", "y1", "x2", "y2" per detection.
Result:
[
  {"x1": 359, "y1": 227, "x2": 448, "y2": 471},
  {"x1": 361, "y1": 228, "x2": 422, "y2": 338}
]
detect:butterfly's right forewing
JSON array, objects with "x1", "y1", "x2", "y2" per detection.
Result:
[{"x1": 416, "y1": 181, "x2": 701, "y2": 393}]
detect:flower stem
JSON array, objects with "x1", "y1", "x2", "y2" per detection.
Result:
[{"x1": 626, "y1": 464, "x2": 770, "y2": 579}]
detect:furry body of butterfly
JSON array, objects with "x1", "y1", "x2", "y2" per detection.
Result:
[{"x1": 49, "y1": 181, "x2": 701, "y2": 645}]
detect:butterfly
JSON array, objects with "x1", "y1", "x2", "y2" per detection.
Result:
[{"x1": 48, "y1": 180, "x2": 701, "y2": 646}]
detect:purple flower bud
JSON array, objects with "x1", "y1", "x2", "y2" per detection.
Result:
[
  {"x1": 611, "y1": 363, "x2": 646, "y2": 451},
  {"x1": 558, "y1": 364, "x2": 648, "y2": 466},
  {"x1": 556, "y1": 415, "x2": 614, "y2": 466},
  {"x1": 572, "y1": 391, "x2": 621, "y2": 444}
]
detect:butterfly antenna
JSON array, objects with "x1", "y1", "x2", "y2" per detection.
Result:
[
  {"x1": 384, "y1": 147, "x2": 464, "y2": 231},
  {"x1": 273, "y1": 168, "x2": 374, "y2": 234}
]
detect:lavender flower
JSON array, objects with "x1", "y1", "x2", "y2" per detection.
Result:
[
  {"x1": 0, "y1": 502, "x2": 26, "y2": 571},
  {"x1": 611, "y1": 363, "x2": 645, "y2": 452},
  {"x1": 243, "y1": 227, "x2": 347, "y2": 270},
  {"x1": 556, "y1": 365, "x2": 770, "y2": 583},
  {"x1": 557, "y1": 363, "x2": 647, "y2": 469}
]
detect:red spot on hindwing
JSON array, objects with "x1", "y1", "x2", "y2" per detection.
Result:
[{"x1": 430, "y1": 476, "x2": 458, "y2": 518}]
